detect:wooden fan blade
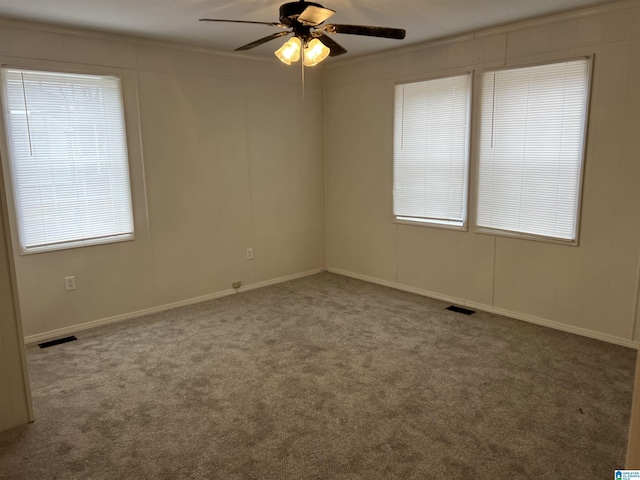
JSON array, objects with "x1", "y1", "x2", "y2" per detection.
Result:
[
  {"x1": 317, "y1": 33, "x2": 347, "y2": 57},
  {"x1": 323, "y1": 24, "x2": 406, "y2": 39},
  {"x1": 298, "y1": 6, "x2": 335, "y2": 26},
  {"x1": 234, "y1": 31, "x2": 290, "y2": 51},
  {"x1": 199, "y1": 18, "x2": 288, "y2": 28}
]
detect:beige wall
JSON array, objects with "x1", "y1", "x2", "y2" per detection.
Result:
[
  {"x1": 325, "y1": 1, "x2": 640, "y2": 346},
  {"x1": 0, "y1": 159, "x2": 32, "y2": 431},
  {"x1": 0, "y1": 19, "x2": 326, "y2": 340}
]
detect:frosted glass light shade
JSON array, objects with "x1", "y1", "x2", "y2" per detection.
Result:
[
  {"x1": 275, "y1": 37, "x2": 301, "y2": 65},
  {"x1": 303, "y1": 38, "x2": 330, "y2": 66}
]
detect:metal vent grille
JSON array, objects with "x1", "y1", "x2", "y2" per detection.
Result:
[
  {"x1": 446, "y1": 305, "x2": 476, "y2": 316},
  {"x1": 38, "y1": 336, "x2": 77, "y2": 349}
]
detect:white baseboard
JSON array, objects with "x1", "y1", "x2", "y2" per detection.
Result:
[
  {"x1": 25, "y1": 268, "x2": 325, "y2": 345},
  {"x1": 327, "y1": 267, "x2": 640, "y2": 350},
  {"x1": 28, "y1": 265, "x2": 637, "y2": 350}
]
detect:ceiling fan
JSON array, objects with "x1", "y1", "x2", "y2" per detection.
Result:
[{"x1": 199, "y1": 0, "x2": 406, "y2": 66}]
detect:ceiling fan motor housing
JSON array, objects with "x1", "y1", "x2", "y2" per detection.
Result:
[{"x1": 279, "y1": 1, "x2": 324, "y2": 25}]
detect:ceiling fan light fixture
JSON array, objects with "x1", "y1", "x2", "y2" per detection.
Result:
[
  {"x1": 202, "y1": 1, "x2": 406, "y2": 66},
  {"x1": 302, "y1": 38, "x2": 330, "y2": 66},
  {"x1": 274, "y1": 36, "x2": 301, "y2": 65}
]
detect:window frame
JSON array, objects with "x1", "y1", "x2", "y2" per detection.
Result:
[
  {"x1": 0, "y1": 64, "x2": 136, "y2": 255},
  {"x1": 472, "y1": 57, "x2": 593, "y2": 246},
  {"x1": 392, "y1": 70, "x2": 473, "y2": 232}
]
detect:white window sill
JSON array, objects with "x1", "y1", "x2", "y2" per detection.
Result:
[
  {"x1": 394, "y1": 216, "x2": 467, "y2": 232},
  {"x1": 20, "y1": 233, "x2": 135, "y2": 255},
  {"x1": 474, "y1": 226, "x2": 578, "y2": 246}
]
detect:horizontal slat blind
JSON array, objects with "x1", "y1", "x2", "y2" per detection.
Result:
[
  {"x1": 477, "y1": 59, "x2": 590, "y2": 241},
  {"x1": 2, "y1": 68, "x2": 134, "y2": 251},
  {"x1": 394, "y1": 73, "x2": 471, "y2": 225}
]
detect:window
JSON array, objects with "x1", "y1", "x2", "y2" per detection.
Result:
[
  {"x1": 1, "y1": 68, "x2": 134, "y2": 253},
  {"x1": 393, "y1": 73, "x2": 471, "y2": 227},
  {"x1": 476, "y1": 59, "x2": 591, "y2": 242}
]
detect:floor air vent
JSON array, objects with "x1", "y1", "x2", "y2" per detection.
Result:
[
  {"x1": 38, "y1": 336, "x2": 77, "y2": 349},
  {"x1": 446, "y1": 305, "x2": 476, "y2": 316}
]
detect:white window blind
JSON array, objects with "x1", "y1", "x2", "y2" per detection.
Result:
[
  {"x1": 393, "y1": 73, "x2": 471, "y2": 226},
  {"x1": 477, "y1": 59, "x2": 590, "y2": 242},
  {"x1": 2, "y1": 68, "x2": 134, "y2": 252}
]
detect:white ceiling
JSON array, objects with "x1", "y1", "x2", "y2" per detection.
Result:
[{"x1": 0, "y1": 0, "x2": 616, "y2": 60}]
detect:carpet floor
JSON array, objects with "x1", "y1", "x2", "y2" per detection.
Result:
[{"x1": 0, "y1": 272, "x2": 636, "y2": 479}]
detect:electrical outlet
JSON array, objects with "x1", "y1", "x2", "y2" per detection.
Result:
[
  {"x1": 246, "y1": 248, "x2": 254, "y2": 260},
  {"x1": 232, "y1": 281, "x2": 242, "y2": 289},
  {"x1": 64, "y1": 275, "x2": 76, "y2": 291}
]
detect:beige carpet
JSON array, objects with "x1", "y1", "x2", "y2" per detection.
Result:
[{"x1": 0, "y1": 272, "x2": 636, "y2": 479}]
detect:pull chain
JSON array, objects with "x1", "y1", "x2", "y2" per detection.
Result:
[{"x1": 301, "y1": 42, "x2": 305, "y2": 102}]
